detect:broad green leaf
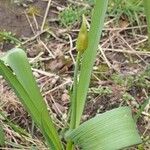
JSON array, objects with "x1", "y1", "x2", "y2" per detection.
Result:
[
  {"x1": 1, "y1": 48, "x2": 46, "y2": 113},
  {"x1": 0, "y1": 60, "x2": 39, "y2": 122},
  {"x1": 75, "y1": 0, "x2": 109, "y2": 127},
  {"x1": 0, "y1": 125, "x2": 5, "y2": 146},
  {"x1": 66, "y1": 107, "x2": 142, "y2": 150},
  {"x1": 0, "y1": 49, "x2": 63, "y2": 150}
]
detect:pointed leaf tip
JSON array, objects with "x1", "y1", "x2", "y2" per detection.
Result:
[{"x1": 76, "y1": 15, "x2": 88, "y2": 54}]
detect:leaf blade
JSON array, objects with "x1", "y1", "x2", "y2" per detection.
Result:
[
  {"x1": 75, "y1": 0, "x2": 109, "y2": 127},
  {"x1": 67, "y1": 107, "x2": 142, "y2": 150},
  {"x1": 0, "y1": 125, "x2": 5, "y2": 146},
  {"x1": 0, "y1": 49, "x2": 63, "y2": 150}
]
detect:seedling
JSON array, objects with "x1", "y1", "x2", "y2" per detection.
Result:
[
  {"x1": 0, "y1": 31, "x2": 21, "y2": 46},
  {"x1": 59, "y1": 6, "x2": 79, "y2": 27},
  {"x1": 59, "y1": 5, "x2": 86, "y2": 27}
]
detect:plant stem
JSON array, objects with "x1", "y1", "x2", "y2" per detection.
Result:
[
  {"x1": 75, "y1": 0, "x2": 108, "y2": 128},
  {"x1": 66, "y1": 52, "x2": 81, "y2": 150},
  {"x1": 143, "y1": 0, "x2": 150, "y2": 47},
  {"x1": 66, "y1": 140, "x2": 73, "y2": 150},
  {"x1": 70, "y1": 52, "x2": 81, "y2": 129}
]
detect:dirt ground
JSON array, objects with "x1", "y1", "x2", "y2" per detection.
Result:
[{"x1": 0, "y1": 0, "x2": 150, "y2": 149}]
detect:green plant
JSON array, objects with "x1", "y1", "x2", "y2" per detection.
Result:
[
  {"x1": 0, "y1": 125, "x2": 5, "y2": 146},
  {"x1": 84, "y1": 0, "x2": 95, "y2": 5},
  {"x1": 59, "y1": 6, "x2": 79, "y2": 27},
  {"x1": 0, "y1": 49, "x2": 63, "y2": 149},
  {"x1": 111, "y1": 67, "x2": 150, "y2": 90},
  {"x1": 0, "y1": 31, "x2": 21, "y2": 46},
  {"x1": 111, "y1": 73, "x2": 135, "y2": 88},
  {"x1": 59, "y1": 5, "x2": 86, "y2": 27},
  {"x1": 107, "y1": 0, "x2": 150, "y2": 48},
  {"x1": 122, "y1": 92, "x2": 135, "y2": 101},
  {"x1": 143, "y1": 0, "x2": 150, "y2": 46},
  {"x1": 0, "y1": 1, "x2": 142, "y2": 150},
  {"x1": 89, "y1": 86, "x2": 112, "y2": 96},
  {"x1": 108, "y1": 0, "x2": 143, "y2": 23}
]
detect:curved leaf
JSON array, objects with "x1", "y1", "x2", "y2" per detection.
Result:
[
  {"x1": 66, "y1": 107, "x2": 142, "y2": 150},
  {"x1": 0, "y1": 49, "x2": 63, "y2": 150}
]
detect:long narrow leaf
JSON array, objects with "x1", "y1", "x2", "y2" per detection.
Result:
[
  {"x1": 143, "y1": 0, "x2": 150, "y2": 46},
  {"x1": 0, "y1": 125, "x2": 5, "y2": 146},
  {"x1": 1, "y1": 49, "x2": 46, "y2": 113},
  {"x1": 75, "y1": 0, "x2": 109, "y2": 127},
  {"x1": 0, "y1": 60, "x2": 59, "y2": 149},
  {"x1": 0, "y1": 60, "x2": 40, "y2": 122},
  {"x1": 0, "y1": 49, "x2": 63, "y2": 150},
  {"x1": 66, "y1": 107, "x2": 142, "y2": 150}
]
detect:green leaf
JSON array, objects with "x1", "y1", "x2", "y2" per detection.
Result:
[
  {"x1": 1, "y1": 48, "x2": 45, "y2": 113},
  {"x1": 143, "y1": 0, "x2": 150, "y2": 46},
  {"x1": 134, "y1": 98, "x2": 150, "y2": 122},
  {"x1": 66, "y1": 107, "x2": 142, "y2": 150},
  {"x1": 41, "y1": 109, "x2": 61, "y2": 150},
  {"x1": 0, "y1": 60, "x2": 39, "y2": 122},
  {"x1": 0, "y1": 48, "x2": 63, "y2": 150},
  {"x1": 0, "y1": 125, "x2": 5, "y2": 146},
  {"x1": 75, "y1": 0, "x2": 109, "y2": 127},
  {"x1": 0, "y1": 111, "x2": 29, "y2": 137}
]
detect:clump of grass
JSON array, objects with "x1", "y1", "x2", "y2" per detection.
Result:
[
  {"x1": 143, "y1": 0, "x2": 150, "y2": 47},
  {"x1": 59, "y1": 5, "x2": 88, "y2": 27},
  {"x1": 111, "y1": 73, "x2": 134, "y2": 88},
  {"x1": 59, "y1": 6, "x2": 80, "y2": 27},
  {"x1": 0, "y1": 31, "x2": 21, "y2": 46},
  {"x1": 122, "y1": 92, "x2": 135, "y2": 101},
  {"x1": 89, "y1": 86, "x2": 112, "y2": 96},
  {"x1": 111, "y1": 67, "x2": 150, "y2": 90},
  {"x1": 108, "y1": 0, "x2": 143, "y2": 24}
]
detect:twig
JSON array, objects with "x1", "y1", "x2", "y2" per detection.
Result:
[
  {"x1": 22, "y1": 28, "x2": 49, "y2": 45},
  {"x1": 43, "y1": 79, "x2": 72, "y2": 96},
  {"x1": 31, "y1": 68, "x2": 58, "y2": 78},
  {"x1": 119, "y1": 35, "x2": 149, "y2": 64},
  {"x1": 29, "y1": 52, "x2": 44, "y2": 63},
  {"x1": 32, "y1": 14, "x2": 39, "y2": 30},
  {"x1": 39, "y1": 40, "x2": 55, "y2": 59},
  {"x1": 98, "y1": 45, "x2": 112, "y2": 68},
  {"x1": 24, "y1": 12, "x2": 36, "y2": 35},
  {"x1": 103, "y1": 48, "x2": 150, "y2": 56},
  {"x1": 41, "y1": 0, "x2": 52, "y2": 31},
  {"x1": 66, "y1": 33, "x2": 75, "y2": 64}
]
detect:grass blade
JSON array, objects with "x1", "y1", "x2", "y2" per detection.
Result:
[
  {"x1": 0, "y1": 49, "x2": 63, "y2": 150},
  {"x1": 66, "y1": 107, "x2": 142, "y2": 150},
  {"x1": 75, "y1": 0, "x2": 108, "y2": 127},
  {"x1": 0, "y1": 60, "x2": 39, "y2": 122},
  {"x1": 143, "y1": 0, "x2": 150, "y2": 46},
  {"x1": 134, "y1": 98, "x2": 150, "y2": 122},
  {"x1": 0, "y1": 125, "x2": 5, "y2": 146}
]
